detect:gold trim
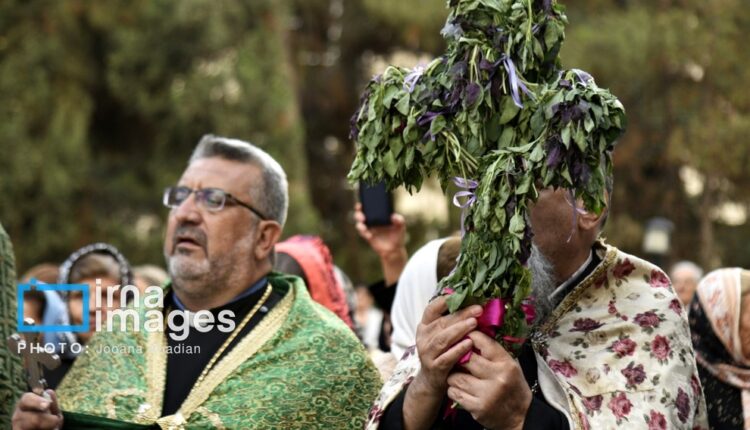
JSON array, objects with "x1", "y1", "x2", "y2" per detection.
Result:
[
  {"x1": 194, "y1": 406, "x2": 226, "y2": 429},
  {"x1": 569, "y1": 394, "x2": 583, "y2": 429},
  {"x1": 143, "y1": 311, "x2": 168, "y2": 422},
  {"x1": 536, "y1": 243, "x2": 616, "y2": 337},
  {"x1": 193, "y1": 285, "x2": 273, "y2": 386},
  {"x1": 159, "y1": 285, "x2": 294, "y2": 424}
]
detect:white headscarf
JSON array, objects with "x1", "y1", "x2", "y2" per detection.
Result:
[{"x1": 390, "y1": 238, "x2": 449, "y2": 360}]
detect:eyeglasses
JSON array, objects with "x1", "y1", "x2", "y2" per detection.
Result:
[{"x1": 163, "y1": 186, "x2": 268, "y2": 220}]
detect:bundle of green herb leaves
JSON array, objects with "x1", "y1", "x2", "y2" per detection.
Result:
[{"x1": 349, "y1": 0, "x2": 626, "y2": 354}]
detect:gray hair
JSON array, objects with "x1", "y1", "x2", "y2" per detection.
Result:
[
  {"x1": 670, "y1": 261, "x2": 703, "y2": 281},
  {"x1": 189, "y1": 134, "x2": 288, "y2": 226}
]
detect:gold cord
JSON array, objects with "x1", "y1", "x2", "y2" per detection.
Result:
[{"x1": 169, "y1": 284, "x2": 274, "y2": 386}]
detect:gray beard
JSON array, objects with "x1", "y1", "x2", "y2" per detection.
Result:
[{"x1": 528, "y1": 245, "x2": 558, "y2": 325}]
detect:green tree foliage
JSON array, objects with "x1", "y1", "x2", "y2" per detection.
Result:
[
  {"x1": 561, "y1": 0, "x2": 750, "y2": 268},
  {"x1": 2, "y1": 0, "x2": 748, "y2": 279},
  {"x1": 0, "y1": 0, "x2": 318, "y2": 272}
]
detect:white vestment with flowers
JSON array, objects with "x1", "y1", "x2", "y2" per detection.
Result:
[{"x1": 365, "y1": 243, "x2": 709, "y2": 430}]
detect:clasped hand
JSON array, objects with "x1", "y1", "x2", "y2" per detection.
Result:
[{"x1": 411, "y1": 296, "x2": 532, "y2": 430}]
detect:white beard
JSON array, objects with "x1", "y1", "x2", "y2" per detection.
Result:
[
  {"x1": 528, "y1": 244, "x2": 558, "y2": 324},
  {"x1": 168, "y1": 253, "x2": 211, "y2": 282}
]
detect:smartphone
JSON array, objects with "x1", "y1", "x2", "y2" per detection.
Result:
[{"x1": 359, "y1": 180, "x2": 393, "y2": 227}]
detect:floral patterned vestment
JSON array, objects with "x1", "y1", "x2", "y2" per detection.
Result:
[{"x1": 366, "y1": 243, "x2": 709, "y2": 430}]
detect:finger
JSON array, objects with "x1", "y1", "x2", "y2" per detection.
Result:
[
  {"x1": 468, "y1": 330, "x2": 511, "y2": 361},
  {"x1": 18, "y1": 392, "x2": 51, "y2": 413},
  {"x1": 461, "y1": 350, "x2": 496, "y2": 379},
  {"x1": 355, "y1": 222, "x2": 373, "y2": 241},
  {"x1": 447, "y1": 371, "x2": 483, "y2": 397},
  {"x1": 421, "y1": 296, "x2": 448, "y2": 325},
  {"x1": 17, "y1": 412, "x2": 62, "y2": 430},
  {"x1": 355, "y1": 202, "x2": 362, "y2": 212},
  {"x1": 46, "y1": 390, "x2": 61, "y2": 416},
  {"x1": 354, "y1": 207, "x2": 366, "y2": 223},
  {"x1": 438, "y1": 304, "x2": 484, "y2": 329},
  {"x1": 391, "y1": 213, "x2": 406, "y2": 226},
  {"x1": 433, "y1": 338, "x2": 473, "y2": 370},
  {"x1": 447, "y1": 386, "x2": 480, "y2": 412},
  {"x1": 430, "y1": 315, "x2": 480, "y2": 356}
]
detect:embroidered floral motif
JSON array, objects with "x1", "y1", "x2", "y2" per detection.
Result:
[
  {"x1": 621, "y1": 362, "x2": 647, "y2": 388},
  {"x1": 570, "y1": 318, "x2": 604, "y2": 333},
  {"x1": 612, "y1": 258, "x2": 635, "y2": 281},
  {"x1": 582, "y1": 395, "x2": 603, "y2": 413},
  {"x1": 650, "y1": 335, "x2": 671, "y2": 362},
  {"x1": 669, "y1": 298, "x2": 682, "y2": 315},
  {"x1": 548, "y1": 359, "x2": 578, "y2": 377},
  {"x1": 646, "y1": 410, "x2": 667, "y2": 430},
  {"x1": 634, "y1": 311, "x2": 662, "y2": 332},
  {"x1": 675, "y1": 388, "x2": 690, "y2": 423},
  {"x1": 610, "y1": 337, "x2": 637, "y2": 358},
  {"x1": 647, "y1": 269, "x2": 670, "y2": 289},
  {"x1": 608, "y1": 392, "x2": 632, "y2": 422}
]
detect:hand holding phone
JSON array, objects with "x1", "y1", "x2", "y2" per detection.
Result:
[{"x1": 359, "y1": 181, "x2": 394, "y2": 227}]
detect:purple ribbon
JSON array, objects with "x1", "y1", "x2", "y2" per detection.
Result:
[
  {"x1": 418, "y1": 111, "x2": 443, "y2": 141},
  {"x1": 452, "y1": 177, "x2": 479, "y2": 237},
  {"x1": 571, "y1": 68, "x2": 594, "y2": 85},
  {"x1": 502, "y1": 56, "x2": 533, "y2": 108},
  {"x1": 403, "y1": 65, "x2": 426, "y2": 93}
]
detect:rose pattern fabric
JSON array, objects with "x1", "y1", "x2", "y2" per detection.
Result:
[
  {"x1": 364, "y1": 244, "x2": 708, "y2": 429},
  {"x1": 647, "y1": 410, "x2": 667, "y2": 430},
  {"x1": 650, "y1": 335, "x2": 671, "y2": 362},
  {"x1": 610, "y1": 338, "x2": 637, "y2": 358},
  {"x1": 647, "y1": 269, "x2": 671, "y2": 289}
]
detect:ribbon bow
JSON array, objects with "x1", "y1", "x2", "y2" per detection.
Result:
[
  {"x1": 452, "y1": 177, "x2": 479, "y2": 237},
  {"x1": 502, "y1": 55, "x2": 534, "y2": 108},
  {"x1": 458, "y1": 298, "x2": 505, "y2": 364},
  {"x1": 403, "y1": 65, "x2": 426, "y2": 93}
]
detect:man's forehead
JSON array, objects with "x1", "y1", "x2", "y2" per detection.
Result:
[{"x1": 179, "y1": 158, "x2": 258, "y2": 193}]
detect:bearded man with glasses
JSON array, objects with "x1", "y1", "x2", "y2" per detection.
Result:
[{"x1": 12, "y1": 135, "x2": 381, "y2": 430}]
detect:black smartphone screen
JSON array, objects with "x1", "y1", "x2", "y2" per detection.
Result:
[{"x1": 359, "y1": 181, "x2": 393, "y2": 227}]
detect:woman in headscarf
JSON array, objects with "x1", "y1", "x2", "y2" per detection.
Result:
[
  {"x1": 46, "y1": 243, "x2": 133, "y2": 388},
  {"x1": 389, "y1": 237, "x2": 461, "y2": 360},
  {"x1": 690, "y1": 268, "x2": 750, "y2": 429},
  {"x1": 274, "y1": 235, "x2": 355, "y2": 330}
]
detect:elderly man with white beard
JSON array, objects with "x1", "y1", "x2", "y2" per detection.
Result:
[
  {"x1": 365, "y1": 176, "x2": 708, "y2": 429},
  {"x1": 12, "y1": 135, "x2": 381, "y2": 430}
]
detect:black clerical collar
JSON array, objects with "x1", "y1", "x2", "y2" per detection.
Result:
[
  {"x1": 171, "y1": 276, "x2": 268, "y2": 311},
  {"x1": 548, "y1": 251, "x2": 593, "y2": 303},
  {"x1": 548, "y1": 248, "x2": 601, "y2": 308}
]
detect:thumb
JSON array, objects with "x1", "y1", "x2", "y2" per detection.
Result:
[{"x1": 46, "y1": 389, "x2": 61, "y2": 416}]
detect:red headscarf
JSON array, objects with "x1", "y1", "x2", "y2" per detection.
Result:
[{"x1": 275, "y1": 235, "x2": 354, "y2": 330}]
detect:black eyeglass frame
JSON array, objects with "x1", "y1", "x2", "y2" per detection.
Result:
[{"x1": 163, "y1": 186, "x2": 268, "y2": 220}]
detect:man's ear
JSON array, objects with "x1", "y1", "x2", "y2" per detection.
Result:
[
  {"x1": 577, "y1": 205, "x2": 607, "y2": 232},
  {"x1": 253, "y1": 221, "x2": 283, "y2": 261}
]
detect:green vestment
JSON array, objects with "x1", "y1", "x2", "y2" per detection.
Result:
[
  {"x1": 58, "y1": 273, "x2": 382, "y2": 429},
  {"x1": 0, "y1": 223, "x2": 24, "y2": 428}
]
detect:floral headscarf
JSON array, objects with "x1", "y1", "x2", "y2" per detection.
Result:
[{"x1": 690, "y1": 268, "x2": 750, "y2": 429}]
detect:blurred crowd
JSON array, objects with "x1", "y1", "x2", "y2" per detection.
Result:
[{"x1": 1, "y1": 135, "x2": 748, "y2": 430}]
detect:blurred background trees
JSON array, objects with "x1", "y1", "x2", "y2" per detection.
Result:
[{"x1": 1, "y1": 0, "x2": 748, "y2": 281}]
